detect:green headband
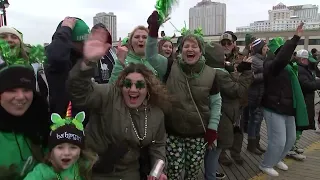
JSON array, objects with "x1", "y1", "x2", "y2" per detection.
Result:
[{"x1": 50, "y1": 111, "x2": 85, "y2": 132}]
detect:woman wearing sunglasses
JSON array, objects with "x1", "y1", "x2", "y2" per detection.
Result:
[{"x1": 67, "y1": 30, "x2": 168, "y2": 180}]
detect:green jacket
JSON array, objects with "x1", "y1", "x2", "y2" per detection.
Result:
[
  {"x1": 67, "y1": 62, "x2": 166, "y2": 180},
  {"x1": 0, "y1": 132, "x2": 40, "y2": 180},
  {"x1": 23, "y1": 163, "x2": 82, "y2": 180},
  {"x1": 215, "y1": 68, "x2": 253, "y2": 148},
  {"x1": 109, "y1": 47, "x2": 167, "y2": 83}
]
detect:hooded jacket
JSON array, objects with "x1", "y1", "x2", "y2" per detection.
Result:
[
  {"x1": 204, "y1": 42, "x2": 253, "y2": 148},
  {"x1": 45, "y1": 19, "x2": 88, "y2": 123}
]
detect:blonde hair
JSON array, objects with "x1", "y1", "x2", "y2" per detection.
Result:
[
  {"x1": 20, "y1": 45, "x2": 29, "y2": 60},
  {"x1": 128, "y1": 25, "x2": 149, "y2": 51}
]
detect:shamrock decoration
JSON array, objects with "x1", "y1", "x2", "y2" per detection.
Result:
[
  {"x1": 0, "y1": 39, "x2": 26, "y2": 66},
  {"x1": 50, "y1": 111, "x2": 85, "y2": 134},
  {"x1": 28, "y1": 45, "x2": 47, "y2": 65},
  {"x1": 193, "y1": 27, "x2": 204, "y2": 37}
]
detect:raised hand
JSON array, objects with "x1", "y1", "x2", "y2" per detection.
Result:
[
  {"x1": 147, "y1": 11, "x2": 160, "y2": 38},
  {"x1": 61, "y1": 17, "x2": 77, "y2": 29},
  {"x1": 147, "y1": 11, "x2": 160, "y2": 27},
  {"x1": 295, "y1": 22, "x2": 304, "y2": 37},
  {"x1": 83, "y1": 30, "x2": 110, "y2": 62},
  {"x1": 116, "y1": 38, "x2": 128, "y2": 65}
]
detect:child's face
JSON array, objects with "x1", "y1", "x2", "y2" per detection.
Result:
[{"x1": 51, "y1": 143, "x2": 81, "y2": 170}]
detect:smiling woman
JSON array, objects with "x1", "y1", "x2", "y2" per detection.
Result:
[
  {"x1": 108, "y1": 25, "x2": 167, "y2": 84},
  {"x1": 67, "y1": 62, "x2": 169, "y2": 180},
  {"x1": 0, "y1": 26, "x2": 29, "y2": 60},
  {"x1": 0, "y1": 39, "x2": 50, "y2": 179}
]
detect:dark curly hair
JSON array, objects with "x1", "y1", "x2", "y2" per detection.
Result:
[{"x1": 115, "y1": 63, "x2": 171, "y2": 112}]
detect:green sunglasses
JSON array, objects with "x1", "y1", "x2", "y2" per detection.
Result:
[{"x1": 122, "y1": 79, "x2": 146, "y2": 89}]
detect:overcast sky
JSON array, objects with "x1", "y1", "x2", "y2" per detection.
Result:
[{"x1": 5, "y1": 0, "x2": 320, "y2": 44}]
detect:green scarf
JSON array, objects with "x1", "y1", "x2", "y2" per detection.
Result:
[
  {"x1": 178, "y1": 55, "x2": 205, "y2": 78},
  {"x1": 285, "y1": 62, "x2": 309, "y2": 127}
]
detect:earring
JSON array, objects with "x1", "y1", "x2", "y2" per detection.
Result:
[
  {"x1": 147, "y1": 92, "x2": 150, "y2": 101},
  {"x1": 143, "y1": 92, "x2": 150, "y2": 106}
]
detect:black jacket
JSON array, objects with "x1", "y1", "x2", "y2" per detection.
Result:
[
  {"x1": 44, "y1": 25, "x2": 88, "y2": 123},
  {"x1": 262, "y1": 35, "x2": 300, "y2": 116},
  {"x1": 298, "y1": 63, "x2": 320, "y2": 129},
  {"x1": 93, "y1": 49, "x2": 116, "y2": 84}
]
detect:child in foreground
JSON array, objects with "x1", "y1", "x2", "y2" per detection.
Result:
[{"x1": 24, "y1": 111, "x2": 97, "y2": 180}]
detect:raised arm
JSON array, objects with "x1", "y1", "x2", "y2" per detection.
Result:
[
  {"x1": 67, "y1": 61, "x2": 111, "y2": 110},
  {"x1": 45, "y1": 18, "x2": 76, "y2": 73},
  {"x1": 109, "y1": 39, "x2": 128, "y2": 84},
  {"x1": 264, "y1": 35, "x2": 300, "y2": 76},
  {"x1": 264, "y1": 23, "x2": 303, "y2": 76},
  {"x1": 108, "y1": 58, "x2": 124, "y2": 84},
  {"x1": 146, "y1": 11, "x2": 169, "y2": 78},
  {"x1": 67, "y1": 28, "x2": 113, "y2": 109}
]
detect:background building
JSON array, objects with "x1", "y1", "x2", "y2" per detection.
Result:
[
  {"x1": 236, "y1": 3, "x2": 320, "y2": 32},
  {"x1": 93, "y1": 12, "x2": 117, "y2": 41},
  {"x1": 189, "y1": 0, "x2": 226, "y2": 35},
  {"x1": 113, "y1": 29, "x2": 320, "y2": 52}
]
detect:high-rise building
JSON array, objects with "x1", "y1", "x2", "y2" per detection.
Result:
[
  {"x1": 189, "y1": 0, "x2": 226, "y2": 36},
  {"x1": 93, "y1": 12, "x2": 117, "y2": 41},
  {"x1": 288, "y1": 4, "x2": 318, "y2": 20},
  {"x1": 236, "y1": 3, "x2": 320, "y2": 32}
]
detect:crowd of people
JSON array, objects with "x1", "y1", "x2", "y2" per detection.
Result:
[{"x1": 0, "y1": 9, "x2": 319, "y2": 180}]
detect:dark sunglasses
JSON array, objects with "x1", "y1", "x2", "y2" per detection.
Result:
[
  {"x1": 122, "y1": 79, "x2": 146, "y2": 89},
  {"x1": 221, "y1": 40, "x2": 232, "y2": 46}
]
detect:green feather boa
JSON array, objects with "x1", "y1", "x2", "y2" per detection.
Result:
[{"x1": 0, "y1": 40, "x2": 47, "y2": 66}]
